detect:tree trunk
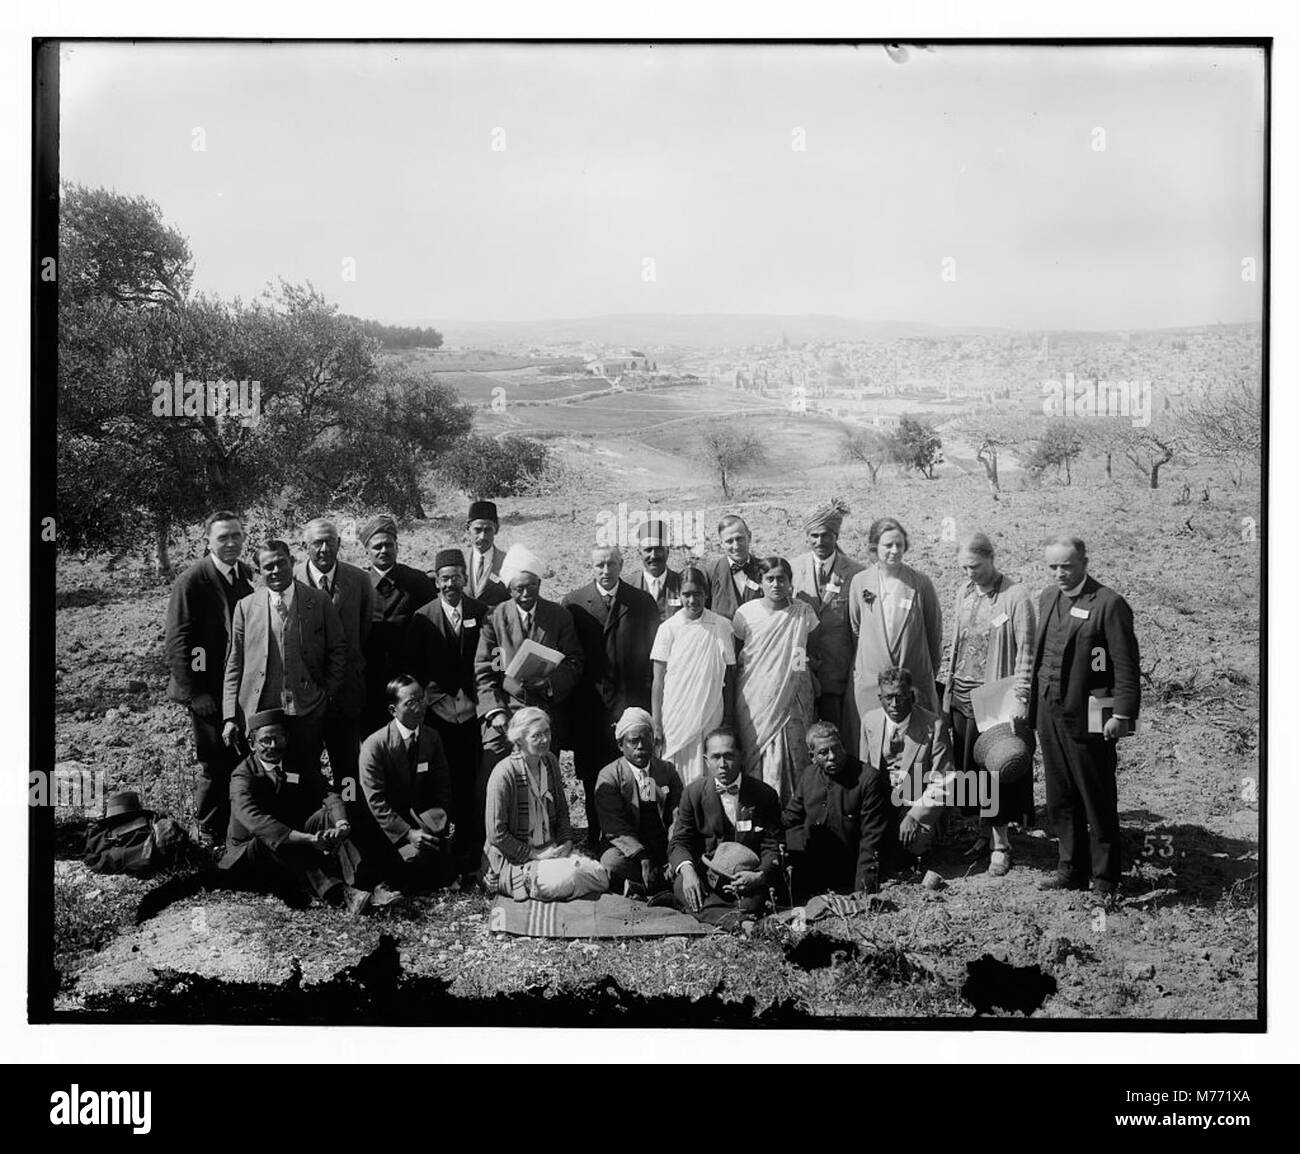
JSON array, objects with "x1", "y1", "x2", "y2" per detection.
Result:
[
  {"x1": 1150, "y1": 464, "x2": 1161, "y2": 489},
  {"x1": 1105, "y1": 451, "x2": 1112, "y2": 480},
  {"x1": 1065, "y1": 456, "x2": 1072, "y2": 485},
  {"x1": 153, "y1": 517, "x2": 172, "y2": 577}
]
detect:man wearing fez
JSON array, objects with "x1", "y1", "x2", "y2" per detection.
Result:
[
  {"x1": 220, "y1": 708, "x2": 376, "y2": 915},
  {"x1": 623, "y1": 517, "x2": 684, "y2": 623},
  {"x1": 222, "y1": 540, "x2": 347, "y2": 787},
  {"x1": 359, "y1": 675, "x2": 458, "y2": 891},
  {"x1": 404, "y1": 548, "x2": 487, "y2": 878},
  {"x1": 164, "y1": 510, "x2": 255, "y2": 848},
  {"x1": 294, "y1": 517, "x2": 374, "y2": 797},
  {"x1": 702, "y1": 514, "x2": 765, "y2": 621},
  {"x1": 463, "y1": 499, "x2": 509, "y2": 608},
  {"x1": 1030, "y1": 535, "x2": 1140, "y2": 903},
  {"x1": 791, "y1": 498, "x2": 864, "y2": 724},
  {"x1": 563, "y1": 545, "x2": 660, "y2": 846},
  {"x1": 474, "y1": 543, "x2": 584, "y2": 793},
  {"x1": 860, "y1": 666, "x2": 956, "y2": 873},
  {"x1": 782, "y1": 720, "x2": 890, "y2": 901},
  {"x1": 668, "y1": 727, "x2": 783, "y2": 928},
  {"x1": 359, "y1": 514, "x2": 437, "y2": 734},
  {"x1": 595, "y1": 707, "x2": 684, "y2": 898}
]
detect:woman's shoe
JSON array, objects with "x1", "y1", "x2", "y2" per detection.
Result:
[{"x1": 988, "y1": 849, "x2": 1012, "y2": 877}]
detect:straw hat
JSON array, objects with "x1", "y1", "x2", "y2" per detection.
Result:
[{"x1": 973, "y1": 721, "x2": 1033, "y2": 785}]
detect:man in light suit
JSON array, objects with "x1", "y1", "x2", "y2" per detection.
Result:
[
  {"x1": 463, "y1": 499, "x2": 509, "y2": 608},
  {"x1": 860, "y1": 666, "x2": 956, "y2": 874},
  {"x1": 294, "y1": 517, "x2": 373, "y2": 796},
  {"x1": 791, "y1": 499, "x2": 864, "y2": 724},
  {"x1": 404, "y1": 548, "x2": 487, "y2": 876},
  {"x1": 1030, "y1": 535, "x2": 1140, "y2": 902},
  {"x1": 562, "y1": 545, "x2": 660, "y2": 846},
  {"x1": 164, "y1": 510, "x2": 255, "y2": 846},
  {"x1": 623, "y1": 517, "x2": 684, "y2": 623},
  {"x1": 359, "y1": 675, "x2": 457, "y2": 891},
  {"x1": 222, "y1": 540, "x2": 347, "y2": 786},
  {"x1": 474, "y1": 543, "x2": 584, "y2": 797},
  {"x1": 702, "y1": 514, "x2": 764, "y2": 621}
]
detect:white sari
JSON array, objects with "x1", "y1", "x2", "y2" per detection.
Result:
[{"x1": 650, "y1": 608, "x2": 735, "y2": 786}]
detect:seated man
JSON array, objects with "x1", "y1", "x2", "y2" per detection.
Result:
[
  {"x1": 359, "y1": 674, "x2": 458, "y2": 893},
  {"x1": 594, "y1": 707, "x2": 684, "y2": 899},
  {"x1": 219, "y1": 708, "x2": 375, "y2": 915},
  {"x1": 860, "y1": 667, "x2": 956, "y2": 874},
  {"x1": 668, "y1": 726, "x2": 783, "y2": 928},
  {"x1": 782, "y1": 720, "x2": 890, "y2": 902}
]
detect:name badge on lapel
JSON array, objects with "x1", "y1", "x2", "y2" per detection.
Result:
[
  {"x1": 417, "y1": 761, "x2": 429, "y2": 775},
  {"x1": 991, "y1": 612, "x2": 1009, "y2": 628},
  {"x1": 736, "y1": 819, "x2": 753, "y2": 832},
  {"x1": 463, "y1": 619, "x2": 477, "y2": 628},
  {"x1": 488, "y1": 573, "x2": 503, "y2": 584},
  {"x1": 899, "y1": 597, "x2": 914, "y2": 611},
  {"x1": 744, "y1": 578, "x2": 762, "y2": 592},
  {"x1": 285, "y1": 772, "x2": 300, "y2": 785},
  {"x1": 1070, "y1": 606, "x2": 1090, "y2": 620}
]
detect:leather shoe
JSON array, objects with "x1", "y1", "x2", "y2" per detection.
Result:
[
  {"x1": 370, "y1": 883, "x2": 405, "y2": 909},
  {"x1": 341, "y1": 886, "x2": 372, "y2": 917},
  {"x1": 1038, "y1": 872, "x2": 1087, "y2": 892},
  {"x1": 988, "y1": 849, "x2": 1012, "y2": 877}
]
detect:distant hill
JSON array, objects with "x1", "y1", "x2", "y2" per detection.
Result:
[{"x1": 433, "y1": 313, "x2": 1005, "y2": 351}]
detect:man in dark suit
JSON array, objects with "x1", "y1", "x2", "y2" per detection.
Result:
[
  {"x1": 702, "y1": 514, "x2": 764, "y2": 621},
  {"x1": 623, "y1": 517, "x2": 684, "y2": 623},
  {"x1": 791, "y1": 499, "x2": 865, "y2": 724},
  {"x1": 1030, "y1": 535, "x2": 1140, "y2": 903},
  {"x1": 783, "y1": 720, "x2": 890, "y2": 901},
  {"x1": 403, "y1": 548, "x2": 487, "y2": 877},
  {"x1": 358, "y1": 675, "x2": 457, "y2": 891},
  {"x1": 221, "y1": 540, "x2": 347, "y2": 786},
  {"x1": 463, "y1": 499, "x2": 509, "y2": 608},
  {"x1": 294, "y1": 517, "x2": 374, "y2": 797},
  {"x1": 474, "y1": 543, "x2": 584, "y2": 801},
  {"x1": 220, "y1": 708, "x2": 373, "y2": 915},
  {"x1": 669, "y1": 727, "x2": 783, "y2": 927},
  {"x1": 359, "y1": 514, "x2": 437, "y2": 734},
  {"x1": 164, "y1": 510, "x2": 255, "y2": 847},
  {"x1": 562, "y1": 545, "x2": 660, "y2": 846}
]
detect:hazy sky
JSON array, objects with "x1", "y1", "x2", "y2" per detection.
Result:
[{"x1": 59, "y1": 42, "x2": 1265, "y2": 332}]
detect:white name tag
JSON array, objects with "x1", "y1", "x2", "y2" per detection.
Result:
[
  {"x1": 285, "y1": 772, "x2": 300, "y2": 784},
  {"x1": 668, "y1": 596, "x2": 682, "y2": 606},
  {"x1": 1070, "y1": 606, "x2": 1090, "y2": 619},
  {"x1": 417, "y1": 761, "x2": 429, "y2": 775},
  {"x1": 991, "y1": 612, "x2": 1009, "y2": 627},
  {"x1": 462, "y1": 619, "x2": 477, "y2": 628},
  {"x1": 744, "y1": 579, "x2": 761, "y2": 592},
  {"x1": 488, "y1": 573, "x2": 502, "y2": 583},
  {"x1": 736, "y1": 819, "x2": 753, "y2": 832},
  {"x1": 899, "y1": 597, "x2": 914, "y2": 611}
]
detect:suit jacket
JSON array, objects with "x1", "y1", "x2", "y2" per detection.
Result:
[
  {"x1": 358, "y1": 721, "x2": 454, "y2": 845},
  {"x1": 782, "y1": 756, "x2": 888, "y2": 891},
  {"x1": 474, "y1": 597, "x2": 584, "y2": 741},
  {"x1": 594, "y1": 755, "x2": 684, "y2": 862},
  {"x1": 222, "y1": 581, "x2": 348, "y2": 727},
  {"x1": 668, "y1": 775, "x2": 783, "y2": 882},
  {"x1": 294, "y1": 559, "x2": 373, "y2": 717},
  {"x1": 790, "y1": 549, "x2": 865, "y2": 697},
  {"x1": 164, "y1": 555, "x2": 255, "y2": 704},
  {"x1": 1029, "y1": 575, "x2": 1140, "y2": 739},
  {"x1": 221, "y1": 753, "x2": 346, "y2": 863},
  {"x1": 464, "y1": 544, "x2": 510, "y2": 607},
  {"x1": 562, "y1": 580, "x2": 659, "y2": 722},
  {"x1": 404, "y1": 594, "x2": 487, "y2": 703},
  {"x1": 625, "y1": 566, "x2": 684, "y2": 623},
  {"x1": 860, "y1": 704, "x2": 956, "y2": 826},
  {"x1": 702, "y1": 554, "x2": 765, "y2": 621}
]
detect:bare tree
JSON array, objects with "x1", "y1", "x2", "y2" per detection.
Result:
[
  {"x1": 698, "y1": 422, "x2": 769, "y2": 498},
  {"x1": 1180, "y1": 379, "x2": 1263, "y2": 481},
  {"x1": 840, "y1": 427, "x2": 893, "y2": 484}
]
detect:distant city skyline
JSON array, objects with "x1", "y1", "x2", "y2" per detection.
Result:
[{"x1": 59, "y1": 42, "x2": 1266, "y2": 333}]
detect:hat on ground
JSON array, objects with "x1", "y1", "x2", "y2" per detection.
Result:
[
  {"x1": 701, "y1": 841, "x2": 760, "y2": 883},
  {"x1": 973, "y1": 721, "x2": 1033, "y2": 785},
  {"x1": 499, "y1": 543, "x2": 546, "y2": 585},
  {"x1": 614, "y1": 707, "x2": 655, "y2": 741},
  {"x1": 468, "y1": 500, "x2": 499, "y2": 526},
  {"x1": 636, "y1": 518, "x2": 670, "y2": 548},
  {"x1": 104, "y1": 791, "x2": 147, "y2": 822},
  {"x1": 357, "y1": 514, "x2": 398, "y2": 546},
  {"x1": 246, "y1": 708, "x2": 287, "y2": 735},
  {"x1": 433, "y1": 548, "x2": 465, "y2": 573},
  {"x1": 802, "y1": 497, "x2": 851, "y2": 536}
]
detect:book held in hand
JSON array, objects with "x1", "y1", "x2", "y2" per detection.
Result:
[{"x1": 504, "y1": 637, "x2": 565, "y2": 682}]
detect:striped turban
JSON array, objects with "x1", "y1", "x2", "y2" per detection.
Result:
[{"x1": 802, "y1": 498, "x2": 851, "y2": 536}]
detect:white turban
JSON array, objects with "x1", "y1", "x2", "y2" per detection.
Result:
[
  {"x1": 499, "y1": 543, "x2": 547, "y2": 585},
  {"x1": 614, "y1": 707, "x2": 656, "y2": 741}
]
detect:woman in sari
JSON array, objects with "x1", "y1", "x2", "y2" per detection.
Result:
[
  {"x1": 732, "y1": 557, "x2": 821, "y2": 804},
  {"x1": 843, "y1": 517, "x2": 943, "y2": 761},
  {"x1": 650, "y1": 566, "x2": 736, "y2": 787},
  {"x1": 941, "y1": 532, "x2": 1036, "y2": 876}
]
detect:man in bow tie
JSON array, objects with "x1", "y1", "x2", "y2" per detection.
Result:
[
  {"x1": 165, "y1": 510, "x2": 255, "y2": 847},
  {"x1": 668, "y1": 727, "x2": 783, "y2": 926},
  {"x1": 702, "y1": 515, "x2": 765, "y2": 621},
  {"x1": 594, "y1": 707, "x2": 684, "y2": 898},
  {"x1": 359, "y1": 514, "x2": 436, "y2": 734}
]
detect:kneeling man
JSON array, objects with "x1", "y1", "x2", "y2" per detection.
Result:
[
  {"x1": 594, "y1": 707, "x2": 683, "y2": 898},
  {"x1": 668, "y1": 727, "x2": 782, "y2": 927}
]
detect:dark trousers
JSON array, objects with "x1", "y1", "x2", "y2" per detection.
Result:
[
  {"x1": 815, "y1": 692, "x2": 844, "y2": 726},
  {"x1": 220, "y1": 807, "x2": 355, "y2": 901},
  {"x1": 673, "y1": 865, "x2": 767, "y2": 927},
  {"x1": 430, "y1": 714, "x2": 484, "y2": 872},
  {"x1": 600, "y1": 846, "x2": 670, "y2": 893},
  {"x1": 1037, "y1": 694, "x2": 1121, "y2": 886},
  {"x1": 322, "y1": 707, "x2": 361, "y2": 794},
  {"x1": 192, "y1": 709, "x2": 243, "y2": 839},
  {"x1": 572, "y1": 721, "x2": 618, "y2": 847},
  {"x1": 282, "y1": 708, "x2": 326, "y2": 783}
]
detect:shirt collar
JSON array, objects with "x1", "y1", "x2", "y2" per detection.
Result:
[
  {"x1": 308, "y1": 560, "x2": 336, "y2": 588},
  {"x1": 1062, "y1": 577, "x2": 1087, "y2": 599},
  {"x1": 267, "y1": 583, "x2": 295, "y2": 609},
  {"x1": 393, "y1": 719, "x2": 418, "y2": 742},
  {"x1": 887, "y1": 712, "x2": 911, "y2": 734},
  {"x1": 257, "y1": 757, "x2": 284, "y2": 781},
  {"x1": 370, "y1": 563, "x2": 394, "y2": 583},
  {"x1": 715, "y1": 775, "x2": 741, "y2": 795},
  {"x1": 441, "y1": 597, "x2": 463, "y2": 621},
  {"x1": 211, "y1": 556, "x2": 236, "y2": 581}
]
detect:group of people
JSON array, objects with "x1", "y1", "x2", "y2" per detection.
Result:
[{"x1": 162, "y1": 495, "x2": 1140, "y2": 923}]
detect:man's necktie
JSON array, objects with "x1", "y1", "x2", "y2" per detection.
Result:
[
  {"x1": 730, "y1": 562, "x2": 745, "y2": 574},
  {"x1": 272, "y1": 592, "x2": 289, "y2": 625},
  {"x1": 407, "y1": 734, "x2": 418, "y2": 771},
  {"x1": 521, "y1": 611, "x2": 533, "y2": 637},
  {"x1": 888, "y1": 726, "x2": 906, "y2": 756},
  {"x1": 449, "y1": 606, "x2": 461, "y2": 632},
  {"x1": 475, "y1": 553, "x2": 485, "y2": 592},
  {"x1": 377, "y1": 574, "x2": 393, "y2": 596}
]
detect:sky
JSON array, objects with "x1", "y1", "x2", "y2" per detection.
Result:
[{"x1": 58, "y1": 41, "x2": 1266, "y2": 332}]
